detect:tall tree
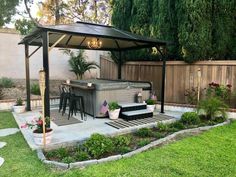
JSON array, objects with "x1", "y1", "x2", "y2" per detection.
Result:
[{"x1": 0, "y1": 0, "x2": 19, "y2": 27}]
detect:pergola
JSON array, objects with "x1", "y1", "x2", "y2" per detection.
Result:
[{"x1": 19, "y1": 21, "x2": 169, "y2": 118}]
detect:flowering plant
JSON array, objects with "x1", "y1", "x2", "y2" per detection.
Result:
[
  {"x1": 206, "y1": 82, "x2": 231, "y2": 102},
  {"x1": 21, "y1": 116, "x2": 51, "y2": 133}
]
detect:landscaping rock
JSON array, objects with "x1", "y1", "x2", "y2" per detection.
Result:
[
  {"x1": 43, "y1": 160, "x2": 69, "y2": 169},
  {"x1": 69, "y1": 159, "x2": 98, "y2": 169},
  {"x1": 0, "y1": 142, "x2": 7, "y2": 149},
  {"x1": 0, "y1": 157, "x2": 4, "y2": 167},
  {"x1": 97, "y1": 155, "x2": 122, "y2": 164},
  {"x1": 0, "y1": 128, "x2": 19, "y2": 137}
]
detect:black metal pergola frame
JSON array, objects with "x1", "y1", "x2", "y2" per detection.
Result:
[{"x1": 19, "y1": 21, "x2": 169, "y2": 118}]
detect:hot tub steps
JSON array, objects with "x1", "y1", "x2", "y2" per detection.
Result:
[
  {"x1": 118, "y1": 103, "x2": 153, "y2": 120},
  {"x1": 119, "y1": 103, "x2": 147, "y2": 112}
]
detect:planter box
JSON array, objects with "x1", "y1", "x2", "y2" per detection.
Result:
[
  {"x1": 12, "y1": 105, "x2": 25, "y2": 113},
  {"x1": 33, "y1": 129, "x2": 53, "y2": 145},
  {"x1": 108, "y1": 108, "x2": 121, "y2": 120}
]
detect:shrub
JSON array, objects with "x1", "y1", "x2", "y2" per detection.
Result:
[
  {"x1": 15, "y1": 97, "x2": 23, "y2": 106},
  {"x1": 184, "y1": 87, "x2": 198, "y2": 105},
  {"x1": 118, "y1": 146, "x2": 132, "y2": 154},
  {"x1": 206, "y1": 82, "x2": 231, "y2": 102},
  {"x1": 108, "y1": 101, "x2": 119, "y2": 111},
  {"x1": 0, "y1": 77, "x2": 15, "y2": 88},
  {"x1": 156, "y1": 122, "x2": 169, "y2": 132},
  {"x1": 180, "y1": 112, "x2": 200, "y2": 125},
  {"x1": 0, "y1": 87, "x2": 4, "y2": 100},
  {"x1": 137, "y1": 139, "x2": 151, "y2": 147},
  {"x1": 55, "y1": 147, "x2": 69, "y2": 159},
  {"x1": 62, "y1": 156, "x2": 75, "y2": 163},
  {"x1": 197, "y1": 97, "x2": 228, "y2": 121},
  {"x1": 146, "y1": 99, "x2": 155, "y2": 105},
  {"x1": 154, "y1": 132, "x2": 165, "y2": 139},
  {"x1": 113, "y1": 135, "x2": 131, "y2": 148},
  {"x1": 84, "y1": 133, "x2": 114, "y2": 158},
  {"x1": 135, "y1": 128, "x2": 154, "y2": 138},
  {"x1": 169, "y1": 121, "x2": 185, "y2": 130},
  {"x1": 75, "y1": 151, "x2": 90, "y2": 161},
  {"x1": 30, "y1": 83, "x2": 40, "y2": 95}
]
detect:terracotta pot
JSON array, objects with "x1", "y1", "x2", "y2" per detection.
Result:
[
  {"x1": 33, "y1": 128, "x2": 53, "y2": 145},
  {"x1": 147, "y1": 105, "x2": 155, "y2": 112},
  {"x1": 13, "y1": 105, "x2": 25, "y2": 113},
  {"x1": 108, "y1": 108, "x2": 120, "y2": 120}
]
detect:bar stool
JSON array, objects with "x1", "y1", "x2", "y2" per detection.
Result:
[
  {"x1": 61, "y1": 86, "x2": 70, "y2": 116},
  {"x1": 68, "y1": 94, "x2": 86, "y2": 120},
  {"x1": 58, "y1": 85, "x2": 66, "y2": 113}
]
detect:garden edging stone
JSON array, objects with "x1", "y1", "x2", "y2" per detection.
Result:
[
  {"x1": 43, "y1": 160, "x2": 69, "y2": 169},
  {"x1": 41, "y1": 120, "x2": 230, "y2": 169},
  {"x1": 69, "y1": 159, "x2": 98, "y2": 169}
]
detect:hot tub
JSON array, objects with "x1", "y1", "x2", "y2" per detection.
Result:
[{"x1": 69, "y1": 79, "x2": 152, "y2": 117}]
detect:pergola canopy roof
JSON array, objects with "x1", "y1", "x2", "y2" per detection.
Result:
[{"x1": 19, "y1": 21, "x2": 168, "y2": 51}]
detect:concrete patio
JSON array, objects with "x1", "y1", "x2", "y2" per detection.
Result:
[{"x1": 13, "y1": 107, "x2": 181, "y2": 150}]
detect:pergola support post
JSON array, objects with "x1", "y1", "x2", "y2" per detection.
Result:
[
  {"x1": 160, "y1": 48, "x2": 166, "y2": 114},
  {"x1": 42, "y1": 32, "x2": 50, "y2": 117},
  {"x1": 118, "y1": 51, "x2": 122, "y2": 79},
  {"x1": 25, "y1": 44, "x2": 31, "y2": 111}
]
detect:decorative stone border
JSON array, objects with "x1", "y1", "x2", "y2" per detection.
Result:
[{"x1": 37, "y1": 120, "x2": 231, "y2": 169}]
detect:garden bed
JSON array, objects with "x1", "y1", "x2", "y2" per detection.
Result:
[{"x1": 41, "y1": 113, "x2": 231, "y2": 169}]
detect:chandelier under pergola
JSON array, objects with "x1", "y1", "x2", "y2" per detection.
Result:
[{"x1": 87, "y1": 38, "x2": 102, "y2": 49}]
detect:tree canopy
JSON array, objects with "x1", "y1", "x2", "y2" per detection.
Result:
[
  {"x1": 112, "y1": 0, "x2": 236, "y2": 62},
  {"x1": 0, "y1": 0, "x2": 19, "y2": 27}
]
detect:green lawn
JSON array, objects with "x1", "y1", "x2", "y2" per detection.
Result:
[{"x1": 0, "y1": 111, "x2": 236, "y2": 177}]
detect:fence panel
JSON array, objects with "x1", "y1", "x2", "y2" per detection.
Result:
[{"x1": 100, "y1": 56, "x2": 236, "y2": 107}]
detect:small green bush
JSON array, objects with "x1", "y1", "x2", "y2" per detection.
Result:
[
  {"x1": 15, "y1": 97, "x2": 23, "y2": 106},
  {"x1": 118, "y1": 146, "x2": 132, "y2": 154},
  {"x1": 113, "y1": 135, "x2": 131, "y2": 148},
  {"x1": 155, "y1": 132, "x2": 165, "y2": 139},
  {"x1": 0, "y1": 77, "x2": 15, "y2": 88},
  {"x1": 55, "y1": 147, "x2": 69, "y2": 159},
  {"x1": 84, "y1": 133, "x2": 114, "y2": 158},
  {"x1": 156, "y1": 122, "x2": 169, "y2": 132},
  {"x1": 75, "y1": 151, "x2": 90, "y2": 161},
  {"x1": 135, "y1": 128, "x2": 154, "y2": 138},
  {"x1": 197, "y1": 97, "x2": 228, "y2": 121},
  {"x1": 30, "y1": 83, "x2": 40, "y2": 95},
  {"x1": 146, "y1": 99, "x2": 155, "y2": 105},
  {"x1": 180, "y1": 112, "x2": 200, "y2": 125},
  {"x1": 108, "y1": 101, "x2": 119, "y2": 111},
  {"x1": 169, "y1": 121, "x2": 185, "y2": 130},
  {"x1": 62, "y1": 156, "x2": 75, "y2": 163},
  {"x1": 137, "y1": 139, "x2": 151, "y2": 147}
]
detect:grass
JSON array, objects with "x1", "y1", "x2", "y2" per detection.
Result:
[{"x1": 0, "y1": 112, "x2": 236, "y2": 177}]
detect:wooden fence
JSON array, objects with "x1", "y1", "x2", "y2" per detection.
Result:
[{"x1": 100, "y1": 56, "x2": 236, "y2": 107}]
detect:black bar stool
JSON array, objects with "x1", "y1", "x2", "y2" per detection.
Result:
[
  {"x1": 68, "y1": 94, "x2": 86, "y2": 121},
  {"x1": 61, "y1": 86, "x2": 70, "y2": 116}
]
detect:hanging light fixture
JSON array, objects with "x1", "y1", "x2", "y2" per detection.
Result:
[{"x1": 87, "y1": 38, "x2": 102, "y2": 49}]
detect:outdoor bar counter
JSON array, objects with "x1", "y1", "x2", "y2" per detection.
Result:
[{"x1": 66, "y1": 79, "x2": 152, "y2": 117}]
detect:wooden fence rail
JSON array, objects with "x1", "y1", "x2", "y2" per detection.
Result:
[{"x1": 100, "y1": 56, "x2": 236, "y2": 107}]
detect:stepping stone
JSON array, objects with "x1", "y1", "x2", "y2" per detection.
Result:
[
  {"x1": 0, "y1": 142, "x2": 6, "y2": 149},
  {"x1": 0, "y1": 128, "x2": 19, "y2": 137},
  {"x1": 0, "y1": 157, "x2": 4, "y2": 167}
]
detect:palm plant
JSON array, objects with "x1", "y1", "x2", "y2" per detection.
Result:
[
  {"x1": 64, "y1": 50, "x2": 99, "y2": 79},
  {"x1": 197, "y1": 97, "x2": 228, "y2": 121}
]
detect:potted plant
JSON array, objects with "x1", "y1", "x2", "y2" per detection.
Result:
[
  {"x1": 21, "y1": 116, "x2": 53, "y2": 145},
  {"x1": 108, "y1": 101, "x2": 120, "y2": 120},
  {"x1": 13, "y1": 97, "x2": 25, "y2": 113},
  {"x1": 146, "y1": 99, "x2": 155, "y2": 112}
]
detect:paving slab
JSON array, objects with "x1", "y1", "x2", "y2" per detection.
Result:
[
  {"x1": 0, "y1": 142, "x2": 7, "y2": 149},
  {"x1": 0, "y1": 157, "x2": 4, "y2": 167},
  {"x1": 0, "y1": 128, "x2": 19, "y2": 137}
]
